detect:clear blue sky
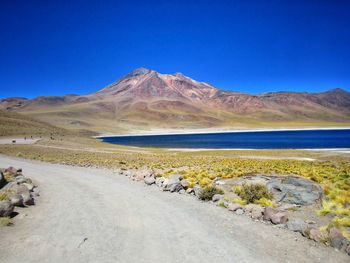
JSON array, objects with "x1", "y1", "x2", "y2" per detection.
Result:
[{"x1": 1, "y1": 0, "x2": 349, "y2": 98}]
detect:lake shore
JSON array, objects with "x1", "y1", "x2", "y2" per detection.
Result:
[{"x1": 94, "y1": 126, "x2": 350, "y2": 138}]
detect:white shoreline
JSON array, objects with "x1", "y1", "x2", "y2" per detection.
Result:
[{"x1": 94, "y1": 126, "x2": 350, "y2": 138}]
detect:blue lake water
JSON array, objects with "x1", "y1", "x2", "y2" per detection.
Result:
[{"x1": 100, "y1": 129, "x2": 350, "y2": 149}]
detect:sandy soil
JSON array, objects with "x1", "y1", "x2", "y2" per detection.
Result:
[
  {"x1": 0, "y1": 138, "x2": 40, "y2": 145},
  {"x1": 0, "y1": 155, "x2": 348, "y2": 263}
]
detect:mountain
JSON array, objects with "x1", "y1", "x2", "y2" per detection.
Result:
[{"x1": 1, "y1": 68, "x2": 350, "y2": 134}]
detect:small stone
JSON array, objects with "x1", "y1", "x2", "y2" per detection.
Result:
[
  {"x1": 236, "y1": 209, "x2": 244, "y2": 215},
  {"x1": 212, "y1": 194, "x2": 224, "y2": 202},
  {"x1": 270, "y1": 211, "x2": 288, "y2": 225},
  {"x1": 228, "y1": 203, "x2": 243, "y2": 212},
  {"x1": 144, "y1": 176, "x2": 156, "y2": 185},
  {"x1": 179, "y1": 189, "x2": 186, "y2": 194},
  {"x1": 193, "y1": 185, "x2": 202, "y2": 197},
  {"x1": 180, "y1": 179, "x2": 189, "y2": 189},
  {"x1": 155, "y1": 177, "x2": 165, "y2": 187},
  {"x1": 287, "y1": 219, "x2": 307, "y2": 234},
  {"x1": 186, "y1": 188, "x2": 194, "y2": 194}
]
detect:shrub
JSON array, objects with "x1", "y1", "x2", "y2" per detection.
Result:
[
  {"x1": 217, "y1": 200, "x2": 228, "y2": 208},
  {"x1": 255, "y1": 197, "x2": 277, "y2": 207},
  {"x1": 232, "y1": 198, "x2": 247, "y2": 205},
  {"x1": 236, "y1": 183, "x2": 273, "y2": 203},
  {"x1": 198, "y1": 185, "x2": 223, "y2": 201}
]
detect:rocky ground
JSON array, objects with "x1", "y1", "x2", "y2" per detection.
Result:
[
  {"x1": 0, "y1": 154, "x2": 348, "y2": 263},
  {"x1": 128, "y1": 170, "x2": 350, "y2": 256},
  {"x1": 0, "y1": 165, "x2": 39, "y2": 226}
]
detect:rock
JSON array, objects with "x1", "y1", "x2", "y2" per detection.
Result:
[
  {"x1": 243, "y1": 204, "x2": 264, "y2": 219},
  {"x1": 15, "y1": 176, "x2": 32, "y2": 184},
  {"x1": 180, "y1": 179, "x2": 189, "y2": 189},
  {"x1": 287, "y1": 219, "x2": 307, "y2": 234},
  {"x1": 14, "y1": 184, "x2": 30, "y2": 195},
  {"x1": 263, "y1": 206, "x2": 277, "y2": 221},
  {"x1": 270, "y1": 211, "x2": 288, "y2": 225},
  {"x1": 250, "y1": 205, "x2": 264, "y2": 220},
  {"x1": 305, "y1": 219, "x2": 316, "y2": 225},
  {"x1": 236, "y1": 209, "x2": 244, "y2": 215},
  {"x1": 212, "y1": 194, "x2": 224, "y2": 202},
  {"x1": 186, "y1": 188, "x2": 194, "y2": 194},
  {"x1": 329, "y1": 227, "x2": 346, "y2": 250},
  {"x1": 0, "y1": 201, "x2": 14, "y2": 217},
  {"x1": 32, "y1": 187, "x2": 40, "y2": 197},
  {"x1": 23, "y1": 183, "x2": 35, "y2": 191},
  {"x1": 179, "y1": 189, "x2": 186, "y2": 194},
  {"x1": 155, "y1": 177, "x2": 165, "y2": 187},
  {"x1": 267, "y1": 176, "x2": 323, "y2": 205},
  {"x1": 193, "y1": 185, "x2": 202, "y2": 197},
  {"x1": 308, "y1": 228, "x2": 328, "y2": 243},
  {"x1": 244, "y1": 204, "x2": 259, "y2": 213},
  {"x1": 21, "y1": 192, "x2": 34, "y2": 206},
  {"x1": 163, "y1": 174, "x2": 183, "y2": 192},
  {"x1": 228, "y1": 203, "x2": 243, "y2": 212},
  {"x1": 4, "y1": 167, "x2": 18, "y2": 175},
  {"x1": 144, "y1": 176, "x2": 156, "y2": 185},
  {"x1": 9, "y1": 194, "x2": 24, "y2": 207}
]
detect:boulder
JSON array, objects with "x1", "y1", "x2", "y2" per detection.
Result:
[
  {"x1": 308, "y1": 228, "x2": 328, "y2": 243},
  {"x1": 15, "y1": 176, "x2": 32, "y2": 184},
  {"x1": 180, "y1": 179, "x2": 189, "y2": 189},
  {"x1": 14, "y1": 184, "x2": 30, "y2": 195},
  {"x1": 32, "y1": 187, "x2": 40, "y2": 197},
  {"x1": 155, "y1": 177, "x2": 165, "y2": 187},
  {"x1": 263, "y1": 206, "x2": 277, "y2": 221},
  {"x1": 287, "y1": 219, "x2": 307, "y2": 234},
  {"x1": 228, "y1": 203, "x2": 243, "y2": 212},
  {"x1": 144, "y1": 176, "x2": 156, "y2": 185},
  {"x1": 250, "y1": 205, "x2": 264, "y2": 220},
  {"x1": 329, "y1": 227, "x2": 346, "y2": 250},
  {"x1": 9, "y1": 194, "x2": 24, "y2": 207},
  {"x1": 163, "y1": 174, "x2": 183, "y2": 192},
  {"x1": 212, "y1": 194, "x2": 224, "y2": 202},
  {"x1": 0, "y1": 201, "x2": 14, "y2": 217},
  {"x1": 264, "y1": 206, "x2": 288, "y2": 224},
  {"x1": 21, "y1": 192, "x2": 34, "y2": 206},
  {"x1": 4, "y1": 167, "x2": 18, "y2": 175},
  {"x1": 244, "y1": 204, "x2": 260, "y2": 213},
  {"x1": 270, "y1": 211, "x2": 288, "y2": 224},
  {"x1": 193, "y1": 185, "x2": 202, "y2": 197},
  {"x1": 267, "y1": 177, "x2": 323, "y2": 205}
]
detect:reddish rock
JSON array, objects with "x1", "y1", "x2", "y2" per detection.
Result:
[{"x1": 270, "y1": 211, "x2": 288, "y2": 225}]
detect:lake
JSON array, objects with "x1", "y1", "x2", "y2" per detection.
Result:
[{"x1": 100, "y1": 129, "x2": 350, "y2": 149}]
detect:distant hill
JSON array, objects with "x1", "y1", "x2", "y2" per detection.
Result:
[
  {"x1": 0, "y1": 110, "x2": 68, "y2": 137},
  {"x1": 1, "y1": 68, "x2": 350, "y2": 134}
]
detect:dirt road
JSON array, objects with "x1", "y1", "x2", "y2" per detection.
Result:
[{"x1": 0, "y1": 155, "x2": 347, "y2": 263}]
